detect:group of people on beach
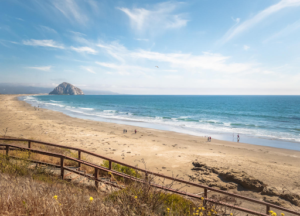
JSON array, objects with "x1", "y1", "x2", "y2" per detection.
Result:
[
  {"x1": 123, "y1": 129, "x2": 137, "y2": 134},
  {"x1": 207, "y1": 137, "x2": 212, "y2": 142}
]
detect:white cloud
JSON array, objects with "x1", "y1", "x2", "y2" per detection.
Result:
[
  {"x1": 23, "y1": 39, "x2": 64, "y2": 49},
  {"x1": 95, "y1": 62, "x2": 151, "y2": 76},
  {"x1": 231, "y1": 17, "x2": 240, "y2": 23},
  {"x1": 96, "y1": 61, "x2": 177, "y2": 76},
  {"x1": 39, "y1": 25, "x2": 57, "y2": 34},
  {"x1": 81, "y1": 66, "x2": 96, "y2": 74},
  {"x1": 51, "y1": 0, "x2": 89, "y2": 25},
  {"x1": 96, "y1": 41, "x2": 265, "y2": 75},
  {"x1": 243, "y1": 45, "x2": 250, "y2": 51},
  {"x1": 135, "y1": 38, "x2": 149, "y2": 42},
  {"x1": 71, "y1": 46, "x2": 97, "y2": 54},
  {"x1": 264, "y1": 19, "x2": 300, "y2": 43},
  {"x1": 118, "y1": 2, "x2": 188, "y2": 34},
  {"x1": 220, "y1": 0, "x2": 300, "y2": 44},
  {"x1": 27, "y1": 66, "x2": 52, "y2": 71},
  {"x1": 68, "y1": 30, "x2": 86, "y2": 37}
]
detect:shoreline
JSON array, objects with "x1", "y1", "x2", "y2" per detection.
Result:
[
  {"x1": 20, "y1": 94, "x2": 300, "y2": 151},
  {"x1": 1, "y1": 94, "x2": 300, "y2": 208}
]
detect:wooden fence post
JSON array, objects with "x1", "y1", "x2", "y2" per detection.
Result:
[
  {"x1": 95, "y1": 168, "x2": 99, "y2": 188},
  {"x1": 6, "y1": 145, "x2": 9, "y2": 156},
  {"x1": 6, "y1": 146, "x2": 10, "y2": 160},
  {"x1": 109, "y1": 160, "x2": 112, "y2": 170},
  {"x1": 266, "y1": 205, "x2": 270, "y2": 215},
  {"x1": 28, "y1": 141, "x2": 31, "y2": 159},
  {"x1": 204, "y1": 188, "x2": 208, "y2": 207},
  {"x1": 78, "y1": 150, "x2": 81, "y2": 170},
  {"x1": 60, "y1": 156, "x2": 64, "y2": 179}
]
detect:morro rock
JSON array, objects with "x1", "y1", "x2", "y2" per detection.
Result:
[{"x1": 49, "y1": 82, "x2": 84, "y2": 95}]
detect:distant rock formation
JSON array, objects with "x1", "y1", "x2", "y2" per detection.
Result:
[{"x1": 49, "y1": 82, "x2": 84, "y2": 95}]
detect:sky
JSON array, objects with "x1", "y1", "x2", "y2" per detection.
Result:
[{"x1": 1, "y1": 0, "x2": 300, "y2": 95}]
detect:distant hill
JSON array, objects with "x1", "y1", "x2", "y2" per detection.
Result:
[
  {"x1": 49, "y1": 82, "x2": 84, "y2": 95},
  {"x1": 0, "y1": 83, "x2": 118, "y2": 95}
]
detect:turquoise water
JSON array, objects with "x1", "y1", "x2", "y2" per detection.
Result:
[{"x1": 21, "y1": 95, "x2": 300, "y2": 150}]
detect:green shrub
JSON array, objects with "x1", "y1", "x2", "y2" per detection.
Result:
[
  {"x1": 101, "y1": 160, "x2": 142, "y2": 179},
  {"x1": 107, "y1": 179, "x2": 195, "y2": 215}
]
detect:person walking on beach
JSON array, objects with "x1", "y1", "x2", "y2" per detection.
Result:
[
  {"x1": 237, "y1": 134, "x2": 240, "y2": 142},
  {"x1": 135, "y1": 129, "x2": 137, "y2": 134}
]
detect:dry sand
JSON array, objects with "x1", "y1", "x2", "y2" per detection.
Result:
[{"x1": 1, "y1": 94, "x2": 300, "y2": 209}]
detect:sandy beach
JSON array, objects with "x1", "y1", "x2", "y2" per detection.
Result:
[{"x1": 1, "y1": 94, "x2": 300, "y2": 209}]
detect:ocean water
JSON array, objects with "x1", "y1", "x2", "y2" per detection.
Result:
[{"x1": 20, "y1": 95, "x2": 300, "y2": 150}]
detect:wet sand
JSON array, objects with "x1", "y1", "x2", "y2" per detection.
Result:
[{"x1": 1, "y1": 94, "x2": 300, "y2": 209}]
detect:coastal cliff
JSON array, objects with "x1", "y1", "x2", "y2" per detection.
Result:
[{"x1": 49, "y1": 82, "x2": 84, "y2": 95}]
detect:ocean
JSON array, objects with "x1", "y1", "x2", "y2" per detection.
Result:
[{"x1": 20, "y1": 95, "x2": 300, "y2": 151}]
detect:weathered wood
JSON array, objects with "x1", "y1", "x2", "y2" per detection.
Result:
[
  {"x1": 204, "y1": 188, "x2": 208, "y2": 207},
  {"x1": 108, "y1": 160, "x2": 112, "y2": 170},
  {"x1": 78, "y1": 150, "x2": 81, "y2": 170},
  {"x1": 266, "y1": 205, "x2": 270, "y2": 215},
  {"x1": 6, "y1": 145, "x2": 9, "y2": 156},
  {"x1": 60, "y1": 156, "x2": 64, "y2": 179},
  {"x1": 95, "y1": 168, "x2": 99, "y2": 188}
]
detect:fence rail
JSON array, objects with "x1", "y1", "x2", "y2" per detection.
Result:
[{"x1": 0, "y1": 137, "x2": 299, "y2": 216}]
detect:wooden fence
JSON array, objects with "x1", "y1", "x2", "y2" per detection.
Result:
[{"x1": 0, "y1": 138, "x2": 299, "y2": 216}]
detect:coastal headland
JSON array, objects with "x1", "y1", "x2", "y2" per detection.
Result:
[{"x1": 1, "y1": 94, "x2": 300, "y2": 209}]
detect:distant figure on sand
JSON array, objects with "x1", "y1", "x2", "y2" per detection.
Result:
[
  {"x1": 135, "y1": 129, "x2": 137, "y2": 134},
  {"x1": 237, "y1": 134, "x2": 240, "y2": 142}
]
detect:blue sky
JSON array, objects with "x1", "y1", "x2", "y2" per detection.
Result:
[{"x1": 1, "y1": 0, "x2": 300, "y2": 94}]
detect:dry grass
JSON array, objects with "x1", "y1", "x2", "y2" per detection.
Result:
[
  {"x1": 0, "y1": 173, "x2": 119, "y2": 216},
  {"x1": 0, "y1": 138, "x2": 242, "y2": 215}
]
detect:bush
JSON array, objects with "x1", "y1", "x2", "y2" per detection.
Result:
[
  {"x1": 107, "y1": 176, "x2": 196, "y2": 215},
  {"x1": 101, "y1": 160, "x2": 142, "y2": 179}
]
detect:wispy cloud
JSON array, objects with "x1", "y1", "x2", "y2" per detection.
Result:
[
  {"x1": 81, "y1": 66, "x2": 96, "y2": 74},
  {"x1": 71, "y1": 46, "x2": 97, "y2": 54},
  {"x1": 51, "y1": 0, "x2": 89, "y2": 25},
  {"x1": 27, "y1": 66, "x2": 52, "y2": 71},
  {"x1": 96, "y1": 61, "x2": 159, "y2": 76},
  {"x1": 231, "y1": 17, "x2": 240, "y2": 23},
  {"x1": 15, "y1": 17, "x2": 24, "y2": 21},
  {"x1": 39, "y1": 25, "x2": 57, "y2": 34},
  {"x1": 264, "y1": 19, "x2": 300, "y2": 43},
  {"x1": 243, "y1": 45, "x2": 250, "y2": 51},
  {"x1": 118, "y1": 2, "x2": 188, "y2": 34},
  {"x1": 68, "y1": 30, "x2": 86, "y2": 37},
  {"x1": 23, "y1": 39, "x2": 64, "y2": 49},
  {"x1": 96, "y1": 41, "x2": 266, "y2": 75},
  {"x1": 220, "y1": 0, "x2": 300, "y2": 44},
  {"x1": 135, "y1": 38, "x2": 149, "y2": 42}
]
